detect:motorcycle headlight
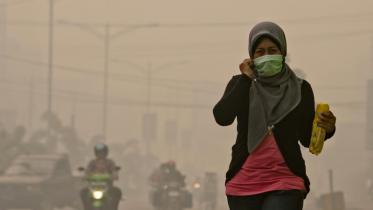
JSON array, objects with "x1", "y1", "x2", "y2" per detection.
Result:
[
  {"x1": 193, "y1": 183, "x2": 201, "y2": 189},
  {"x1": 92, "y1": 190, "x2": 104, "y2": 200}
]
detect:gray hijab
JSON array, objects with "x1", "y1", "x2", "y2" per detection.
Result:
[{"x1": 247, "y1": 22, "x2": 303, "y2": 153}]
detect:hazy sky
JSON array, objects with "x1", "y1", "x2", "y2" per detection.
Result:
[
  {"x1": 3, "y1": 0, "x2": 372, "y2": 122},
  {"x1": 1, "y1": 0, "x2": 373, "y2": 207}
]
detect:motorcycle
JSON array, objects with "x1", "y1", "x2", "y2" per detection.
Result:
[
  {"x1": 191, "y1": 179, "x2": 216, "y2": 210},
  {"x1": 191, "y1": 179, "x2": 203, "y2": 208},
  {"x1": 78, "y1": 166, "x2": 121, "y2": 210},
  {"x1": 163, "y1": 181, "x2": 183, "y2": 210},
  {"x1": 151, "y1": 181, "x2": 192, "y2": 210}
]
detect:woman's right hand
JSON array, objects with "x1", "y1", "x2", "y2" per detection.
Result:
[{"x1": 239, "y1": 58, "x2": 254, "y2": 78}]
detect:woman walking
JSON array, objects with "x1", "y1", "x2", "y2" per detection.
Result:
[{"x1": 213, "y1": 21, "x2": 336, "y2": 210}]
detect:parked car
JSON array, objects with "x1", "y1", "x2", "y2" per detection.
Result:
[{"x1": 0, "y1": 154, "x2": 81, "y2": 210}]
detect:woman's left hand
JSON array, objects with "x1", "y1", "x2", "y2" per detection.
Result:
[{"x1": 317, "y1": 110, "x2": 336, "y2": 134}]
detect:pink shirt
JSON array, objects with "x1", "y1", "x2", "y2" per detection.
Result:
[{"x1": 226, "y1": 133, "x2": 305, "y2": 196}]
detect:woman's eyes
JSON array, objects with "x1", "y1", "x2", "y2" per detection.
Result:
[
  {"x1": 255, "y1": 48, "x2": 279, "y2": 55},
  {"x1": 269, "y1": 48, "x2": 280, "y2": 54},
  {"x1": 255, "y1": 50, "x2": 264, "y2": 55}
]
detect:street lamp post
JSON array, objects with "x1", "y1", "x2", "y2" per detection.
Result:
[
  {"x1": 103, "y1": 24, "x2": 109, "y2": 137},
  {"x1": 146, "y1": 62, "x2": 152, "y2": 112},
  {"x1": 57, "y1": 20, "x2": 158, "y2": 140},
  {"x1": 47, "y1": 0, "x2": 55, "y2": 141}
]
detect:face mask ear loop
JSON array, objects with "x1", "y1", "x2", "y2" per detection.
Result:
[
  {"x1": 249, "y1": 55, "x2": 258, "y2": 78},
  {"x1": 250, "y1": 62, "x2": 259, "y2": 78},
  {"x1": 281, "y1": 55, "x2": 286, "y2": 72}
]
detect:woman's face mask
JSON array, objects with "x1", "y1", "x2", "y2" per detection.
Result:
[{"x1": 253, "y1": 54, "x2": 283, "y2": 77}]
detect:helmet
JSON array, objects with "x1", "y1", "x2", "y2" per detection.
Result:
[
  {"x1": 94, "y1": 143, "x2": 109, "y2": 157},
  {"x1": 166, "y1": 160, "x2": 176, "y2": 170}
]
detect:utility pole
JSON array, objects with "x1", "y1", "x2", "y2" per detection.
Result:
[
  {"x1": 28, "y1": 73, "x2": 34, "y2": 130},
  {"x1": 367, "y1": 38, "x2": 373, "y2": 150},
  {"x1": 0, "y1": 4, "x2": 7, "y2": 79},
  {"x1": 329, "y1": 169, "x2": 335, "y2": 210},
  {"x1": 146, "y1": 62, "x2": 152, "y2": 112},
  {"x1": 71, "y1": 91, "x2": 77, "y2": 129},
  {"x1": 70, "y1": 92, "x2": 77, "y2": 129},
  {"x1": 102, "y1": 24, "x2": 110, "y2": 137},
  {"x1": 47, "y1": 0, "x2": 55, "y2": 141}
]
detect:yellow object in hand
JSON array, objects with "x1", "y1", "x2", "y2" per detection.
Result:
[{"x1": 309, "y1": 103, "x2": 329, "y2": 155}]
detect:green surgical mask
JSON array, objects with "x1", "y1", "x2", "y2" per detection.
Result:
[{"x1": 254, "y1": 54, "x2": 283, "y2": 77}]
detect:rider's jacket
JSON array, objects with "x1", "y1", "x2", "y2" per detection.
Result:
[{"x1": 86, "y1": 158, "x2": 117, "y2": 175}]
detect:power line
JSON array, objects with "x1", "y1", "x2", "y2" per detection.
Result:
[
  {"x1": 110, "y1": 58, "x2": 224, "y2": 86},
  {"x1": 0, "y1": 78, "x2": 213, "y2": 110},
  {"x1": 0, "y1": 71, "x2": 365, "y2": 110},
  {"x1": 0, "y1": 79, "x2": 364, "y2": 110},
  {"x1": 1, "y1": 54, "x2": 104, "y2": 75},
  {"x1": 0, "y1": 0, "x2": 35, "y2": 7},
  {"x1": 0, "y1": 54, "x2": 222, "y2": 94},
  {"x1": 1, "y1": 54, "x2": 368, "y2": 94},
  {"x1": 72, "y1": 27, "x2": 373, "y2": 59},
  {"x1": 0, "y1": 55, "x2": 222, "y2": 85},
  {"x1": 5, "y1": 11, "x2": 373, "y2": 27}
]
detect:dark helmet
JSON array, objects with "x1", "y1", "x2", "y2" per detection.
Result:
[
  {"x1": 166, "y1": 160, "x2": 176, "y2": 170},
  {"x1": 94, "y1": 143, "x2": 109, "y2": 157}
]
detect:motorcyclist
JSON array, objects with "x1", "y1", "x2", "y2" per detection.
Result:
[
  {"x1": 80, "y1": 143, "x2": 122, "y2": 210},
  {"x1": 149, "y1": 160, "x2": 186, "y2": 188},
  {"x1": 202, "y1": 172, "x2": 218, "y2": 210},
  {"x1": 191, "y1": 176, "x2": 203, "y2": 208},
  {"x1": 149, "y1": 160, "x2": 188, "y2": 208}
]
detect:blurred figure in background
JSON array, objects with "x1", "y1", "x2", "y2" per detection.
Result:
[
  {"x1": 0, "y1": 125, "x2": 26, "y2": 173},
  {"x1": 149, "y1": 160, "x2": 186, "y2": 189},
  {"x1": 121, "y1": 139, "x2": 146, "y2": 193},
  {"x1": 149, "y1": 160, "x2": 192, "y2": 210},
  {"x1": 191, "y1": 176, "x2": 203, "y2": 208},
  {"x1": 201, "y1": 172, "x2": 218, "y2": 210}
]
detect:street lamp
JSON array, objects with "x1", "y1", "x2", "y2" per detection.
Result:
[
  {"x1": 47, "y1": 0, "x2": 54, "y2": 142},
  {"x1": 56, "y1": 19, "x2": 159, "y2": 140}
]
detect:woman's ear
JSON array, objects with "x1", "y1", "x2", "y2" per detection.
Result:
[{"x1": 249, "y1": 62, "x2": 258, "y2": 77}]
